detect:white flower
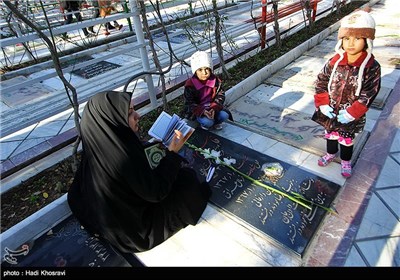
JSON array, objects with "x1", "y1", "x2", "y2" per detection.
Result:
[
  {"x1": 200, "y1": 148, "x2": 212, "y2": 159},
  {"x1": 200, "y1": 149, "x2": 237, "y2": 166},
  {"x1": 200, "y1": 149, "x2": 222, "y2": 164},
  {"x1": 223, "y1": 158, "x2": 236, "y2": 166},
  {"x1": 210, "y1": 149, "x2": 221, "y2": 159}
]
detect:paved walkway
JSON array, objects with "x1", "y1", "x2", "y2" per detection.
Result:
[{"x1": 1, "y1": 0, "x2": 399, "y2": 267}]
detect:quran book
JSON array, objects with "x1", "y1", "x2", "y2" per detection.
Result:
[{"x1": 144, "y1": 143, "x2": 166, "y2": 169}]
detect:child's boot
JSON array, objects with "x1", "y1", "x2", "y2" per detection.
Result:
[
  {"x1": 341, "y1": 160, "x2": 352, "y2": 177},
  {"x1": 318, "y1": 153, "x2": 336, "y2": 167}
]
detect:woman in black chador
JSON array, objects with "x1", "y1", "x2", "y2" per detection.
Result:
[{"x1": 68, "y1": 91, "x2": 211, "y2": 253}]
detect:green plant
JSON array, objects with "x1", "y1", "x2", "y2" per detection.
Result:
[{"x1": 29, "y1": 194, "x2": 39, "y2": 203}]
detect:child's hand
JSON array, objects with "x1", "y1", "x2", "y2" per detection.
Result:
[
  {"x1": 204, "y1": 109, "x2": 215, "y2": 119},
  {"x1": 319, "y1": 105, "x2": 336, "y2": 119},
  {"x1": 337, "y1": 110, "x2": 355, "y2": 124}
]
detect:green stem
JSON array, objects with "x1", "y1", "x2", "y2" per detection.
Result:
[
  {"x1": 290, "y1": 192, "x2": 337, "y2": 214},
  {"x1": 223, "y1": 164, "x2": 312, "y2": 210}
]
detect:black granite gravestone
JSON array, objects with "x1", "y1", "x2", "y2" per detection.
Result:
[
  {"x1": 180, "y1": 129, "x2": 340, "y2": 257},
  {"x1": 1, "y1": 215, "x2": 143, "y2": 267},
  {"x1": 72, "y1": 61, "x2": 121, "y2": 79}
]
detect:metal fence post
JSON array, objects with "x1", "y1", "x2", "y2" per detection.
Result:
[{"x1": 128, "y1": 0, "x2": 157, "y2": 108}]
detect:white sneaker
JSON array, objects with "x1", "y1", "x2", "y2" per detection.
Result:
[{"x1": 214, "y1": 123, "x2": 223, "y2": 130}]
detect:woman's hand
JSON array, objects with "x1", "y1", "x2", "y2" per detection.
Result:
[{"x1": 167, "y1": 129, "x2": 194, "y2": 153}]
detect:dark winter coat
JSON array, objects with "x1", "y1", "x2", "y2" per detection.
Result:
[
  {"x1": 312, "y1": 51, "x2": 381, "y2": 136},
  {"x1": 68, "y1": 91, "x2": 210, "y2": 253}
]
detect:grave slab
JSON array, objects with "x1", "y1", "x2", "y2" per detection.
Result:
[
  {"x1": 72, "y1": 61, "x2": 121, "y2": 80},
  {"x1": 228, "y1": 87, "x2": 369, "y2": 161},
  {"x1": 180, "y1": 129, "x2": 341, "y2": 257},
  {"x1": 1, "y1": 76, "x2": 54, "y2": 107},
  {"x1": 1, "y1": 215, "x2": 143, "y2": 267}
]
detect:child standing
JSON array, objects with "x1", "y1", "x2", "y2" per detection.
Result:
[
  {"x1": 88, "y1": 1, "x2": 123, "y2": 36},
  {"x1": 312, "y1": 9, "x2": 381, "y2": 178},
  {"x1": 183, "y1": 51, "x2": 230, "y2": 130}
]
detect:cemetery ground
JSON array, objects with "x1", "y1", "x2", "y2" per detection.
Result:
[{"x1": 0, "y1": 2, "x2": 365, "y2": 233}]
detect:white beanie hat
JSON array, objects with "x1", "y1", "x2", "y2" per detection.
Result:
[
  {"x1": 337, "y1": 9, "x2": 375, "y2": 40},
  {"x1": 329, "y1": 9, "x2": 376, "y2": 96},
  {"x1": 190, "y1": 51, "x2": 213, "y2": 74}
]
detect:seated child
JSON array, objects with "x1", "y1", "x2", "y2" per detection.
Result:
[{"x1": 183, "y1": 51, "x2": 230, "y2": 130}]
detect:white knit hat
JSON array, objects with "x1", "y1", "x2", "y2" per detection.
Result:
[
  {"x1": 190, "y1": 51, "x2": 213, "y2": 74},
  {"x1": 329, "y1": 9, "x2": 376, "y2": 96}
]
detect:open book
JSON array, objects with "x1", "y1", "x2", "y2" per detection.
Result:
[{"x1": 148, "y1": 111, "x2": 194, "y2": 147}]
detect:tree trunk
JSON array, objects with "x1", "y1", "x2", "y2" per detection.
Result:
[
  {"x1": 212, "y1": 0, "x2": 229, "y2": 78},
  {"x1": 272, "y1": 0, "x2": 281, "y2": 49}
]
